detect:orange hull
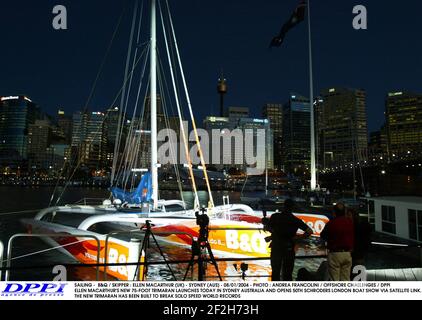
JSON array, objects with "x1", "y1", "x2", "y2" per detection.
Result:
[{"x1": 152, "y1": 213, "x2": 330, "y2": 258}]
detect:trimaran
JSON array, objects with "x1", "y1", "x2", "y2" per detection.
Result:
[{"x1": 22, "y1": 0, "x2": 329, "y2": 281}]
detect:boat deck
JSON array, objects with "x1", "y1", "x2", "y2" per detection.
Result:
[{"x1": 367, "y1": 268, "x2": 422, "y2": 281}]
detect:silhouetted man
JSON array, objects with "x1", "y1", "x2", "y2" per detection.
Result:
[{"x1": 263, "y1": 199, "x2": 313, "y2": 281}]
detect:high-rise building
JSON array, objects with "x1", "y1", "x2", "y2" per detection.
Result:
[
  {"x1": 263, "y1": 104, "x2": 283, "y2": 170},
  {"x1": 104, "y1": 107, "x2": 123, "y2": 167},
  {"x1": 386, "y1": 92, "x2": 422, "y2": 159},
  {"x1": 135, "y1": 96, "x2": 165, "y2": 169},
  {"x1": 57, "y1": 110, "x2": 73, "y2": 145},
  {"x1": 167, "y1": 116, "x2": 182, "y2": 138},
  {"x1": 203, "y1": 116, "x2": 273, "y2": 172},
  {"x1": 226, "y1": 107, "x2": 250, "y2": 119},
  {"x1": 71, "y1": 112, "x2": 88, "y2": 147},
  {"x1": 369, "y1": 126, "x2": 388, "y2": 160},
  {"x1": 28, "y1": 120, "x2": 53, "y2": 171},
  {"x1": 71, "y1": 111, "x2": 107, "y2": 169},
  {"x1": 318, "y1": 88, "x2": 368, "y2": 169},
  {"x1": 282, "y1": 94, "x2": 310, "y2": 173},
  {"x1": 0, "y1": 95, "x2": 40, "y2": 168}
]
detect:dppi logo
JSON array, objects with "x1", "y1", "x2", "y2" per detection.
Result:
[{"x1": 1, "y1": 283, "x2": 67, "y2": 296}]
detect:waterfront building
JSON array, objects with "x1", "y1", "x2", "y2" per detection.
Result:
[
  {"x1": 71, "y1": 111, "x2": 107, "y2": 170},
  {"x1": 318, "y1": 88, "x2": 368, "y2": 169},
  {"x1": 369, "y1": 126, "x2": 388, "y2": 160},
  {"x1": 28, "y1": 120, "x2": 53, "y2": 172},
  {"x1": 104, "y1": 107, "x2": 123, "y2": 167},
  {"x1": 203, "y1": 116, "x2": 273, "y2": 173},
  {"x1": 386, "y1": 92, "x2": 422, "y2": 160},
  {"x1": 0, "y1": 95, "x2": 40, "y2": 169},
  {"x1": 57, "y1": 110, "x2": 73, "y2": 145},
  {"x1": 263, "y1": 104, "x2": 283, "y2": 170},
  {"x1": 282, "y1": 94, "x2": 310, "y2": 174},
  {"x1": 226, "y1": 107, "x2": 250, "y2": 119},
  {"x1": 370, "y1": 196, "x2": 422, "y2": 243}
]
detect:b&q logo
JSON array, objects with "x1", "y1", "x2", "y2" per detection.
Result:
[{"x1": 1, "y1": 283, "x2": 67, "y2": 296}]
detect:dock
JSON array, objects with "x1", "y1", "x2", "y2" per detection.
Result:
[{"x1": 367, "y1": 268, "x2": 422, "y2": 281}]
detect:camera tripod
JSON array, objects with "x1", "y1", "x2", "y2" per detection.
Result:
[
  {"x1": 134, "y1": 220, "x2": 177, "y2": 281},
  {"x1": 183, "y1": 210, "x2": 222, "y2": 281}
]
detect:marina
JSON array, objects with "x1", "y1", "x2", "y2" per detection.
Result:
[
  {"x1": 0, "y1": 187, "x2": 421, "y2": 282},
  {"x1": 0, "y1": 0, "x2": 421, "y2": 287}
]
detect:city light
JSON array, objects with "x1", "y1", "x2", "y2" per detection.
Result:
[{"x1": 1, "y1": 96, "x2": 19, "y2": 101}]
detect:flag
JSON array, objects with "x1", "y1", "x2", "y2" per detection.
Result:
[{"x1": 270, "y1": 1, "x2": 306, "y2": 48}]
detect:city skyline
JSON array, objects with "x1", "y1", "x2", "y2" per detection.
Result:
[{"x1": 1, "y1": 1, "x2": 422, "y2": 133}]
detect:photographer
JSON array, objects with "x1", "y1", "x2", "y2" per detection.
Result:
[
  {"x1": 262, "y1": 199, "x2": 313, "y2": 281},
  {"x1": 196, "y1": 207, "x2": 210, "y2": 244}
]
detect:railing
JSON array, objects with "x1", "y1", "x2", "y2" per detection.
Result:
[
  {"x1": 103, "y1": 228, "x2": 195, "y2": 281},
  {"x1": 2, "y1": 227, "x2": 421, "y2": 282},
  {"x1": 5, "y1": 233, "x2": 101, "y2": 281}
]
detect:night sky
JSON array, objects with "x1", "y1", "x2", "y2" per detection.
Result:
[{"x1": 1, "y1": 0, "x2": 422, "y2": 132}]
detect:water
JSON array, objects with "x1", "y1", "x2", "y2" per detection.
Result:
[{"x1": 0, "y1": 186, "x2": 328, "y2": 281}]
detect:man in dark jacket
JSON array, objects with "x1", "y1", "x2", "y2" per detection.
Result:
[{"x1": 263, "y1": 199, "x2": 313, "y2": 281}]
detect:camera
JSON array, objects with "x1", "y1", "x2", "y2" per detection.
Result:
[
  {"x1": 195, "y1": 207, "x2": 210, "y2": 243},
  {"x1": 195, "y1": 210, "x2": 210, "y2": 228}
]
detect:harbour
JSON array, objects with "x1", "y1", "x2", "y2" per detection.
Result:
[
  {"x1": 1, "y1": 186, "x2": 421, "y2": 282},
  {"x1": 0, "y1": 0, "x2": 421, "y2": 287}
]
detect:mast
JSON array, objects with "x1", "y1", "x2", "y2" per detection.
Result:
[
  {"x1": 307, "y1": 0, "x2": 317, "y2": 191},
  {"x1": 265, "y1": 136, "x2": 268, "y2": 196},
  {"x1": 150, "y1": 0, "x2": 159, "y2": 209}
]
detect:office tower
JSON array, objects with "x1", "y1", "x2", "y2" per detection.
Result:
[
  {"x1": 57, "y1": 110, "x2": 73, "y2": 145},
  {"x1": 0, "y1": 95, "x2": 40, "y2": 168},
  {"x1": 263, "y1": 104, "x2": 283, "y2": 170},
  {"x1": 28, "y1": 120, "x2": 53, "y2": 171},
  {"x1": 203, "y1": 116, "x2": 273, "y2": 172},
  {"x1": 282, "y1": 94, "x2": 311, "y2": 173},
  {"x1": 386, "y1": 92, "x2": 422, "y2": 159},
  {"x1": 318, "y1": 88, "x2": 368, "y2": 169},
  {"x1": 226, "y1": 107, "x2": 250, "y2": 119},
  {"x1": 369, "y1": 126, "x2": 388, "y2": 160},
  {"x1": 71, "y1": 111, "x2": 107, "y2": 169},
  {"x1": 104, "y1": 107, "x2": 123, "y2": 166}
]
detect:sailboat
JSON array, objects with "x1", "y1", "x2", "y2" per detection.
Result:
[{"x1": 22, "y1": 0, "x2": 329, "y2": 281}]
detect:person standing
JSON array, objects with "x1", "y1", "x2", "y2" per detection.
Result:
[
  {"x1": 262, "y1": 199, "x2": 313, "y2": 281},
  {"x1": 321, "y1": 203, "x2": 355, "y2": 281}
]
